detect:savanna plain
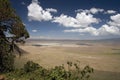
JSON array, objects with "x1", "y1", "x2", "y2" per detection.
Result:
[{"x1": 15, "y1": 39, "x2": 120, "y2": 80}]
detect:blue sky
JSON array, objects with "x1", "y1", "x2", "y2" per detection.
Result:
[{"x1": 10, "y1": 0, "x2": 120, "y2": 40}]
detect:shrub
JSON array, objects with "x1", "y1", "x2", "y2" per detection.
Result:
[
  {"x1": 48, "y1": 65, "x2": 67, "y2": 80},
  {"x1": 5, "y1": 61, "x2": 94, "y2": 80},
  {"x1": 23, "y1": 61, "x2": 40, "y2": 73}
]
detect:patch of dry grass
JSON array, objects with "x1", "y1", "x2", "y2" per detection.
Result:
[
  {"x1": 14, "y1": 42, "x2": 120, "y2": 80},
  {"x1": 16, "y1": 43, "x2": 120, "y2": 73}
]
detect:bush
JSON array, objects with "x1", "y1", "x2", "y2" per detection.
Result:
[
  {"x1": 48, "y1": 65, "x2": 67, "y2": 80},
  {"x1": 5, "y1": 61, "x2": 94, "y2": 80},
  {"x1": 23, "y1": 61, "x2": 40, "y2": 73}
]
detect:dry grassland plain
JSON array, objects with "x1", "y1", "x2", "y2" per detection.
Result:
[{"x1": 15, "y1": 40, "x2": 120, "y2": 80}]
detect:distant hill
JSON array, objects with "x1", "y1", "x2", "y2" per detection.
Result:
[
  {"x1": 95, "y1": 38, "x2": 120, "y2": 42},
  {"x1": 27, "y1": 38, "x2": 120, "y2": 41}
]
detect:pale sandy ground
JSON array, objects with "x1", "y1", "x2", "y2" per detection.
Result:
[
  {"x1": 15, "y1": 42, "x2": 120, "y2": 80},
  {"x1": 15, "y1": 42, "x2": 120, "y2": 72}
]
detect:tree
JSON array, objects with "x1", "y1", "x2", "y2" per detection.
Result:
[{"x1": 0, "y1": 0, "x2": 29, "y2": 72}]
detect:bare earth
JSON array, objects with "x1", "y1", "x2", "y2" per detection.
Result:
[{"x1": 15, "y1": 40, "x2": 120, "y2": 80}]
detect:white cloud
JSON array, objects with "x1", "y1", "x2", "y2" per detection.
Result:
[
  {"x1": 105, "y1": 10, "x2": 116, "y2": 14},
  {"x1": 27, "y1": 1, "x2": 120, "y2": 37},
  {"x1": 90, "y1": 7, "x2": 104, "y2": 14},
  {"x1": 46, "y1": 8, "x2": 57, "y2": 13},
  {"x1": 52, "y1": 14, "x2": 79, "y2": 27},
  {"x1": 76, "y1": 8, "x2": 104, "y2": 14},
  {"x1": 32, "y1": 29, "x2": 37, "y2": 32},
  {"x1": 98, "y1": 24, "x2": 120, "y2": 36},
  {"x1": 75, "y1": 9, "x2": 90, "y2": 13},
  {"x1": 63, "y1": 9, "x2": 120, "y2": 36},
  {"x1": 52, "y1": 12, "x2": 99, "y2": 28},
  {"x1": 108, "y1": 14, "x2": 120, "y2": 27},
  {"x1": 64, "y1": 24, "x2": 120, "y2": 36},
  {"x1": 76, "y1": 12, "x2": 99, "y2": 27},
  {"x1": 76, "y1": 8, "x2": 117, "y2": 15},
  {"x1": 27, "y1": 0, "x2": 57, "y2": 21},
  {"x1": 64, "y1": 27, "x2": 98, "y2": 36}
]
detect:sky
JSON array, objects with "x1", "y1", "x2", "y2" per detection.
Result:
[{"x1": 10, "y1": 0, "x2": 120, "y2": 40}]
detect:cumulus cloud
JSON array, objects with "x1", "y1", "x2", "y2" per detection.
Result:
[
  {"x1": 52, "y1": 14, "x2": 79, "y2": 27},
  {"x1": 108, "y1": 14, "x2": 120, "y2": 27},
  {"x1": 76, "y1": 7, "x2": 104, "y2": 14},
  {"x1": 63, "y1": 9, "x2": 120, "y2": 36},
  {"x1": 52, "y1": 12, "x2": 99, "y2": 28},
  {"x1": 98, "y1": 24, "x2": 120, "y2": 35},
  {"x1": 46, "y1": 8, "x2": 57, "y2": 13},
  {"x1": 75, "y1": 9, "x2": 90, "y2": 13},
  {"x1": 105, "y1": 10, "x2": 116, "y2": 14},
  {"x1": 76, "y1": 8, "x2": 117, "y2": 15},
  {"x1": 32, "y1": 29, "x2": 37, "y2": 32},
  {"x1": 27, "y1": 0, "x2": 57, "y2": 21},
  {"x1": 76, "y1": 12, "x2": 99, "y2": 27},
  {"x1": 64, "y1": 24, "x2": 120, "y2": 36},
  {"x1": 90, "y1": 7, "x2": 104, "y2": 14},
  {"x1": 64, "y1": 27, "x2": 98, "y2": 36},
  {"x1": 27, "y1": 1, "x2": 120, "y2": 37},
  {"x1": 64, "y1": 13, "x2": 120, "y2": 36}
]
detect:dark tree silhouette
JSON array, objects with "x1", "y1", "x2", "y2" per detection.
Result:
[{"x1": 0, "y1": 0, "x2": 29, "y2": 72}]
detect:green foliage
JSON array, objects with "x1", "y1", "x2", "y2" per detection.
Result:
[
  {"x1": 0, "y1": 0, "x2": 29, "y2": 39},
  {"x1": 0, "y1": 38, "x2": 15, "y2": 73},
  {"x1": 0, "y1": 0, "x2": 29, "y2": 73},
  {"x1": 0, "y1": 52, "x2": 15, "y2": 72},
  {"x1": 23, "y1": 61, "x2": 40, "y2": 73},
  {"x1": 65, "y1": 61, "x2": 94, "y2": 80},
  {"x1": 5, "y1": 61, "x2": 94, "y2": 80},
  {"x1": 48, "y1": 65, "x2": 67, "y2": 80}
]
